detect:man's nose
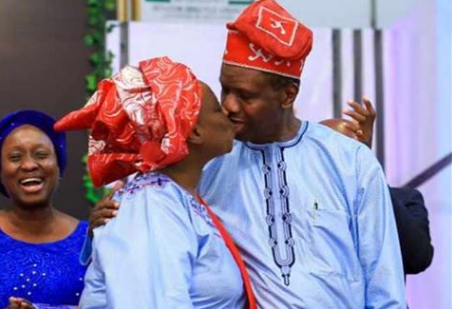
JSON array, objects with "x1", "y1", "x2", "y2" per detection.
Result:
[{"x1": 222, "y1": 94, "x2": 240, "y2": 114}]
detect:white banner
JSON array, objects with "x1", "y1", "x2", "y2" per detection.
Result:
[
  {"x1": 137, "y1": 0, "x2": 423, "y2": 28},
  {"x1": 141, "y1": 0, "x2": 252, "y2": 24}
]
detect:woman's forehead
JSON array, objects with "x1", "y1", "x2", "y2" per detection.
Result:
[{"x1": 3, "y1": 125, "x2": 53, "y2": 147}]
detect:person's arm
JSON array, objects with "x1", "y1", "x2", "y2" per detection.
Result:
[
  {"x1": 80, "y1": 191, "x2": 198, "y2": 309},
  {"x1": 79, "y1": 181, "x2": 124, "y2": 266},
  {"x1": 355, "y1": 146, "x2": 406, "y2": 308},
  {"x1": 4, "y1": 298, "x2": 76, "y2": 309},
  {"x1": 78, "y1": 238, "x2": 107, "y2": 309},
  {"x1": 88, "y1": 180, "x2": 124, "y2": 238},
  {"x1": 389, "y1": 187, "x2": 434, "y2": 274},
  {"x1": 344, "y1": 99, "x2": 434, "y2": 275},
  {"x1": 343, "y1": 98, "x2": 376, "y2": 149},
  {"x1": 4, "y1": 297, "x2": 36, "y2": 309}
]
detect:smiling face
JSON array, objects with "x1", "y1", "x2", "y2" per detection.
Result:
[{"x1": 0, "y1": 125, "x2": 59, "y2": 208}]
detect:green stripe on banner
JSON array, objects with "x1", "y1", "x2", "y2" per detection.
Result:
[{"x1": 228, "y1": 0, "x2": 253, "y2": 5}]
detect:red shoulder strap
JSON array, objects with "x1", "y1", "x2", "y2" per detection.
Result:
[{"x1": 198, "y1": 197, "x2": 257, "y2": 309}]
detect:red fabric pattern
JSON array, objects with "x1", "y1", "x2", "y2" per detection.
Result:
[
  {"x1": 223, "y1": 0, "x2": 313, "y2": 79},
  {"x1": 54, "y1": 57, "x2": 201, "y2": 187}
]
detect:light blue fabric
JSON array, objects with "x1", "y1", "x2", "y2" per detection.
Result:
[
  {"x1": 80, "y1": 173, "x2": 246, "y2": 309},
  {"x1": 79, "y1": 234, "x2": 92, "y2": 266},
  {"x1": 199, "y1": 121, "x2": 406, "y2": 309}
]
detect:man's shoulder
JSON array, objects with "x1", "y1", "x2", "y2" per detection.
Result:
[
  {"x1": 304, "y1": 121, "x2": 364, "y2": 153},
  {"x1": 299, "y1": 122, "x2": 384, "y2": 178}
]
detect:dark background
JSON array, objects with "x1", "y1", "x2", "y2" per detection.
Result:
[{"x1": 0, "y1": 0, "x2": 92, "y2": 219}]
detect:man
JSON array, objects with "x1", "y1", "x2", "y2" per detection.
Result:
[{"x1": 198, "y1": 0, "x2": 405, "y2": 308}]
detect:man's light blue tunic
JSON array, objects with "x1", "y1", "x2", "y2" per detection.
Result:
[
  {"x1": 80, "y1": 173, "x2": 246, "y2": 309},
  {"x1": 199, "y1": 121, "x2": 406, "y2": 309}
]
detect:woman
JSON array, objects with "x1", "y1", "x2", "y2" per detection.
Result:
[
  {"x1": 0, "y1": 110, "x2": 88, "y2": 309},
  {"x1": 55, "y1": 57, "x2": 256, "y2": 308}
]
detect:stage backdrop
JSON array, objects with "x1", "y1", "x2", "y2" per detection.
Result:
[{"x1": 384, "y1": 0, "x2": 451, "y2": 308}]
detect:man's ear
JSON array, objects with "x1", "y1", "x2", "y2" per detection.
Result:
[
  {"x1": 187, "y1": 124, "x2": 204, "y2": 145},
  {"x1": 281, "y1": 83, "x2": 299, "y2": 109}
]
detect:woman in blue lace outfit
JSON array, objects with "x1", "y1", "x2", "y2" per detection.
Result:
[{"x1": 0, "y1": 110, "x2": 87, "y2": 309}]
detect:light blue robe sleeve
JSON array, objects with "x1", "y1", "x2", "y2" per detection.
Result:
[
  {"x1": 79, "y1": 234, "x2": 92, "y2": 266},
  {"x1": 355, "y1": 146, "x2": 406, "y2": 309},
  {"x1": 80, "y1": 190, "x2": 198, "y2": 309},
  {"x1": 79, "y1": 241, "x2": 107, "y2": 308}
]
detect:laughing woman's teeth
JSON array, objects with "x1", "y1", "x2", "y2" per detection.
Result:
[{"x1": 20, "y1": 178, "x2": 43, "y2": 186}]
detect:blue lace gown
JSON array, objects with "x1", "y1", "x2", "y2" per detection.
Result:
[{"x1": 0, "y1": 221, "x2": 88, "y2": 308}]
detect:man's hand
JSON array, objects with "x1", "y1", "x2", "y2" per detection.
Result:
[
  {"x1": 88, "y1": 180, "x2": 125, "y2": 238},
  {"x1": 343, "y1": 97, "x2": 376, "y2": 149}
]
